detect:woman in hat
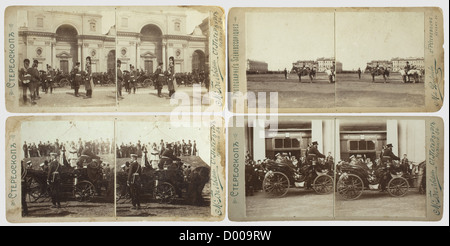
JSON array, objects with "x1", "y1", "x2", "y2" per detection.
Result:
[{"x1": 167, "y1": 56, "x2": 176, "y2": 97}]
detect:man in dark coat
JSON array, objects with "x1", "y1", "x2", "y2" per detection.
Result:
[
  {"x1": 305, "y1": 141, "x2": 326, "y2": 189},
  {"x1": 71, "y1": 62, "x2": 82, "y2": 97},
  {"x1": 127, "y1": 154, "x2": 142, "y2": 210},
  {"x1": 379, "y1": 143, "x2": 400, "y2": 192},
  {"x1": 167, "y1": 56, "x2": 176, "y2": 97},
  {"x1": 19, "y1": 59, "x2": 36, "y2": 104},
  {"x1": 47, "y1": 153, "x2": 62, "y2": 208},
  {"x1": 117, "y1": 60, "x2": 123, "y2": 99},
  {"x1": 159, "y1": 144, "x2": 181, "y2": 170}
]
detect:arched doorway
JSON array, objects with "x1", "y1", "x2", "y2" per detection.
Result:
[
  {"x1": 192, "y1": 50, "x2": 206, "y2": 72},
  {"x1": 107, "y1": 50, "x2": 116, "y2": 74},
  {"x1": 140, "y1": 24, "x2": 162, "y2": 69},
  {"x1": 55, "y1": 24, "x2": 78, "y2": 73}
]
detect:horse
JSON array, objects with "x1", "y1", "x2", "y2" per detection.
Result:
[
  {"x1": 295, "y1": 67, "x2": 316, "y2": 83},
  {"x1": 366, "y1": 66, "x2": 390, "y2": 83},
  {"x1": 399, "y1": 68, "x2": 422, "y2": 83}
]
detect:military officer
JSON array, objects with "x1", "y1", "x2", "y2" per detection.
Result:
[
  {"x1": 129, "y1": 65, "x2": 138, "y2": 94},
  {"x1": 167, "y1": 56, "x2": 176, "y2": 97},
  {"x1": 127, "y1": 154, "x2": 142, "y2": 210},
  {"x1": 47, "y1": 153, "x2": 62, "y2": 208},
  {"x1": 46, "y1": 65, "x2": 56, "y2": 94},
  {"x1": 404, "y1": 61, "x2": 411, "y2": 82},
  {"x1": 154, "y1": 62, "x2": 165, "y2": 97},
  {"x1": 84, "y1": 56, "x2": 93, "y2": 98},
  {"x1": 71, "y1": 62, "x2": 82, "y2": 97},
  {"x1": 305, "y1": 141, "x2": 326, "y2": 189},
  {"x1": 31, "y1": 60, "x2": 41, "y2": 100},
  {"x1": 21, "y1": 160, "x2": 29, "y2": 216},
  {"x1": 117, "y1": 60, "x2": 123, "y2": 99}
]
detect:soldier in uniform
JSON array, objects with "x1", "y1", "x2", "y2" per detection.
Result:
[
  {"x1": 46, "y1": 65, "x2": 56, "y2": 94},
  {"x1": 19, "y1": 59, "x2": 36, "y2": 104},
  {"x1": 71, "y1": 62, "x2": 82, "y2": 97},
  {"x1": 404, "y1": 61, "x2": 411, "y2": 82},
  {"x1": 154, "y1": 62, "x2": 165, "y2": 97},
  {"x1": 21, "y1": 160, "x2": 29, "y2": 216},
  {"x1": 129, "y1": 65, "x2": 138, "y2": 94},
  {"x1": 84, "y1": 56, "x2": 93, "y2": 98},
  {"x1": 47, "y1": 153, "x2": 62, "y2": 208},
  {"x1": 159, "y1": 143, "x2": 181, "y2": 170},
  {"x1": 167, "y1": 56, "x2": 176, "y2": 97},
  {"x1": 117, "y1": 60, "x2": 123, "y2": 99},
  {"x1": 357, "y1": 68, "x2": 362, "y2": 79},
  {"x1": 31, "y1": 60, "x2": 41, "y2": 100},
  {"x1": 127, "y1": 154, "x2": 142, "y2": 210}
]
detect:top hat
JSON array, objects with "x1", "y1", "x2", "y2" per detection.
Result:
[
  {"x1": 386, "y1": 143, "x2": 393, "y2": 148},
  {"x1": 312, "y1": 141, "x2": 319, "y2": 145}
]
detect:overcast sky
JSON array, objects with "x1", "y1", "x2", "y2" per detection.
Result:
[
  {"x1": 21, "y1": 121, "x2": 114, "y2": 144},
  {"x1": 116, "y1": 121, "x2": 211, "y2": 165},
  {"x1": 336, "y1": 11, "x2": 424, "y2": 71},
  {"x1": 246, "y1": 11, "x2": 335, "y2": 71}
]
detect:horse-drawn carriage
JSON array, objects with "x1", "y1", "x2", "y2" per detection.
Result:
[
  {"x1": 254, "y1": 155, "x2": 334, "y2": 197},
  {"x1": 336, "y1": 157, "x2": 426, "y2": 200},
  {"x1": 116, "y1": 160, "x2": 210, "y2": 205},
  {"x1": 24, "y1": 161, "x2": 107, "y2": 203}
]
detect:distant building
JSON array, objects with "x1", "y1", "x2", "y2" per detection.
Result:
[
  {"x1": 292, "y1": 60, "x2": 317, "y2": 70},
  {"x1": 366, "y1": 60, "x2": 393, "y2": 70},
  {"x1": 246, "y1": 59, "x2": 268, "y2": 73},
  {"x1": 316, "y1": 57, "x2": 342, "y2": 72},
  {"x1": 391, "y1": 57, "x2": 424, "y2": 72}
]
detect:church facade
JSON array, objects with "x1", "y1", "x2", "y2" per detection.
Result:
[{"x1": 18, "y1": 9, "x2": 209, "y2": 74}]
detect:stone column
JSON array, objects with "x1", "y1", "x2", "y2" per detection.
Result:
[
  {"x1": 162, "y1": 40, "x2": 167, "y2": 70},
  {"x1": 335, "y1": 119, "x2": 341, "y2": 161},
  {"x1": 136, "y1": 39, "x2": 141, "y2": 69},
  {"x1": 312, "y1": 120, "x2": 323, "y2": 153},
  {"x1": 386, "y1": 120, "x2": 399, "y2": 156},
  {"x1": 252, "y1": 119, "x2": 266, "y2": 161}
]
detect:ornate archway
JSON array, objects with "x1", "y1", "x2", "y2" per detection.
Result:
[{"x1": 55, "y1": 24, "x2": 78, "y2": 72}]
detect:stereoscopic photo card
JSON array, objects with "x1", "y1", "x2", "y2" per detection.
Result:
[
  {"x1": 4, "y1": 5, "x2": 226, "y2": 113},
  {"x1": 5, "y1": 115, "x2": 225, "y2": 222},
  {"x1": 228, "y1": 116, "x2": 444, "y2": 221},
  {"x1": 228, "y1": 7, "x2": 444, "y2": 113}
]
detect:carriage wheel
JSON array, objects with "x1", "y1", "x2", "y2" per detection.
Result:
[
  {"x1": 313, "y1": 174, "x2": 334, "y2": 194},
  {"x1": 59, "y1": 78, "x2": 70, "y2": 87},
  {"x1": 116, "y1": 183, "x2": 131, "y2": 204},
  {"x1": 74, "y1": 181, "x2": 96, "y2": 202},
  {"x1": 263, "y1": 171, "x2": 290, "y2": 197},
  {"x1": 143, "y1": 79, "x2": 153, "y2": 87},
  {"x1": 337, "y1": 174, "x2": 364, "y2": 200},
  {"x1": 387, "y1": 177, "x2": 409, "y2": 197},
  {"x1": 155, "y1": 182, "x2": 176, "y2": 204}
]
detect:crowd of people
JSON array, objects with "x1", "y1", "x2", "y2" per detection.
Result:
[
  {"x1": 23, "y1": 138, "x2": 114, "y2": 160},
  {"x1": 117, "y1": 139, "x2": 198, "y2": 160}
]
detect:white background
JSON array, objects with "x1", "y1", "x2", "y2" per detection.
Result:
[{"x1": 1, "y1": 0, "x2": 448, "y2": 227}]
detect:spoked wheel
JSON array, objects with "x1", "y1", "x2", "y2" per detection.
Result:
[
  {"x1": 313, "y1": 174, "x2": 334, "y2": 194},
  {"x1": 27, "y1": 177, "x2": 48, "y2": 203},
  {"x1": 155, "y1": 182, "x2": 176, "y2": 204},
  {"x1": 74, "y1": 181, "x2": 96, "y2": 202},
  {"x1": 263, "y1": 171, "x2": 290, "y2": 197},
  {"x1": 116, "y1": 183, "x2": 131, "y2": 204},
  {"x1": 337, "y1": 173, "x2": 364, "y2": 200},
  {"x1": 387, "y1": 177, "x2": 409, "y2": 197},
  {"x1": 143, "y1": 79, "x2": 153, "y2": 87}
]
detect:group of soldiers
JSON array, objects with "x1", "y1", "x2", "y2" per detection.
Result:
[
  {"x1": 19, "y1": 56, "x2": 101, "y2": 105},
  {"x1": 116, "y1": 57, "x2": 210, "y2": 100}
]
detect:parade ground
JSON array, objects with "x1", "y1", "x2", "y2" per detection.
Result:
[
  {"x1": 19, "y1": 85, "x2": 117, "y2": 108},
  {"x1": 246, "y1": 73, "x2": 424, "y2": 109},
  {"x1": 117, "y1": 84, "x2": 212, "y2": 112},
  {"x1": 336, "y1": 73, "x2": 425, "y2": 108}
]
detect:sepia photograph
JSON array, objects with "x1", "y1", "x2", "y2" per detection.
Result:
[
  {"x1": 114, "y1": 6, "x2": 222, "y2": 112},
  {"x1": 335, "y1": 11, "x2": 426, "y2": 109},
  {"x1": 244, "y1": 10, "x2": 336, "y2": 109},
  {"x1": 19, "y1": 120, "x2": 115, "y2": 219},
  {"x1": 334, "y1": 119, "x2": 427, "y2": 219},
  {"x1": 16, "y1": 7, "x2": 117, "y2": 108},
  {"x1": 115, "y1": 119, "x2": 213, "y2": 219},
  {"x1": 241, "y1": 118, "x2": 335, "y2": 220}
]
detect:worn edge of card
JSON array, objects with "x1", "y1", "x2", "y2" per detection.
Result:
[
  {"x1": 5, "y1": 115, "x2": 226, "y2": 223},
  {"x1": 227, "y1": 116, "x2": 444, "y2": 221},
  {"x1": 227, "y1": 7, "x2": 445, "y2": 114},
  {"x1": 4, "y1": 5, "x2": 226, "y2": 113}
]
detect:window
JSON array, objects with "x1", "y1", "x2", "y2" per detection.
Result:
[
  {"x1": 90, "y1": 22, "x2": 96, "y2": 32},
  {"x1": 274, "y1": 138, "x2": 301, "y2": 149},
  {"x1": 121, "y1": 17, "x2": 128, "y2": 28},
  {"x1": 349, "y1": 140, "x2": 376, "y2": 151},
  {"x1": 37, "y1": 17, "x2": 43, "y2": 27},
  {"x1": 174, "y1": 22, "x2": 181, "y2": 31}
]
